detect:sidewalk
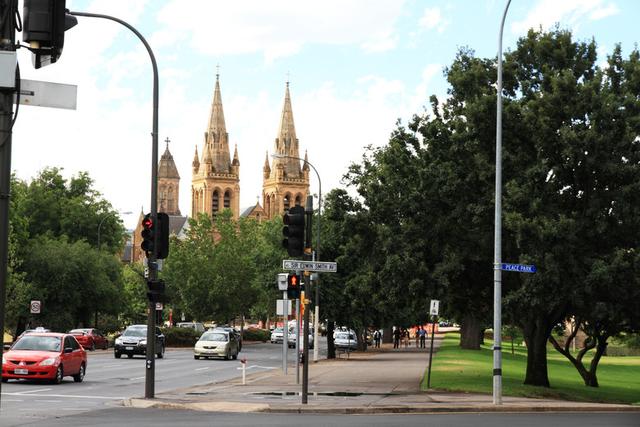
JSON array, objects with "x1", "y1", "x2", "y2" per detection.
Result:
[{"x1": 126, "y1": 336, "x2": 640, "y2": 414}]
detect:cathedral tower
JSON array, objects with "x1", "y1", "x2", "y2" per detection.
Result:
[
  {"x1": 191, "y1": 73, "x2": 241, "y2": 219},
  {"x1": 262, "y1": 82, "x2": 310, "y2": 218},
  {"x1": 158, "y1": 137, "x2": 181, "y2": 215}
]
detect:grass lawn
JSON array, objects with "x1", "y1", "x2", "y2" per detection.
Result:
[{"x1": 422, "y1": 332, "x2": 640, "y2": 405}]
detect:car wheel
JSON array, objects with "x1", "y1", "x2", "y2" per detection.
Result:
[
  {"x1": 90, "y1": 342, "x2": 96, "y2": 351},
  {"x1": 127, "y1": 354, "x2": 133, "y2": 359},
  {"x1": 232, "y1": 351, "x2": 237, "y2": 360},
  {"x1": 52, "y1": 365, "x2": 63, "y2": 384},
  {"x1": 194, "y1": 355, "x2": 200, "y2": 360},
  {"x1": 2, "y1": 378, "x2": 8, "y2": 383},
  {"x1": 157, "y1": 345, "x2": 164, "y2": 359},
  {"x1": 103, "y1": 342, "x2": 109, "y2": 350},
  {"x1": 225, "y1": 350, "x2": 230, "y2": 360},
  {"x1": 114, "y1": 351, "x2": 121, "y2": 359},
  {"x1": 73, "y1": 363, "x2": 86, "y2": 383}
]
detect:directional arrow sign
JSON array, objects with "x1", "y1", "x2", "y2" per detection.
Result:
[
  {"x1": 501, "y1": 263, "x2": 537, "y2": 273},
  {"x1": 283, "y1": 260, "x2": 337, "y2": 273}
]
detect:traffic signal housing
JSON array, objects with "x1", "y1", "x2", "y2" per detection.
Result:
[
  {"x1": 23, "y1": 0, "x2": 78, "y2": 69},
  {"x1": 287, "y1": 273, "x2": 301, "y2": 299},
  {"x1": 156, "y1": 212, "x2": 170, "y2": 259},
  {"x1": 140, "y1": 212, "x2": 170, "y2": 259},
  {"x1": 146, "y1": 279, "x2": 166, "y2": 303},
  {"x1": 141, "y1": 213, "x2": 154, "y2": 256},
  {"x1": 282, "y1": 205, "x2": 305, "y2": 257}
]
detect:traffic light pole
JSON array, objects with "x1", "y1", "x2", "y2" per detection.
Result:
[
  {"x1": 0, "y1": 0, "x2": 17, "y2": 408},
  {"x1": 301, "y1": 195, "x2": 313, "y2": 404},
  {"x1": 69, "y1": 10, "x2": 160, "y2": 399}
]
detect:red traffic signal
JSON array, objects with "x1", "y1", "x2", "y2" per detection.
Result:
[
  {"x1": 287, "y1": 273, "x2": 301, "y2": 299},
  {"x1": 141, "y1": 213, "x2": 154, "y2": 254}
]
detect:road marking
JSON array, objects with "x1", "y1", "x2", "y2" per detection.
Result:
[
  {"x1": 3, "y1": 392, "x2": 124, "y2": 400},
  {"x1": 14, "y1": 388, "x2": 52, "y2": 394},
  {"x1": 35, "y1": 400, "x2": 62, "y2": 403},
  {"x1": 130, "y1": 376, "x2": 145, "y2": 380},
  {"x1": 195, "y1": 367, "x2": 209, "y2": 371}
]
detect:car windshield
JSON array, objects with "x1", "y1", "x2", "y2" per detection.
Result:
[
  {"x1": 69, "y1": 329, "x2": 86, "y2": 334},
  {"x1": 13, "y1": 335, "x2": 61, "y2": 352},
  {"x1": 336, "y1": 333, "x2": 352, "y2": 340},
  {"x1": 200, "y1": 332, "x2": 227, "y2": 342},
  {"x1": 273, "y1": 328, "x2": 282, "y2": 333},
  {"x1": 123, "y1": 328, "x2": 146, "y2": 337}
]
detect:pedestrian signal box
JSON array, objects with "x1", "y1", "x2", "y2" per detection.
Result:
[{"x1": 287, "y1": 273, "x2": 301, "y2": 299}]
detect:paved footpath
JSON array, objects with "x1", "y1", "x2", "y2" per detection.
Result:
[{"x1": 126, "y1": 336, "x2": 640, "y2": 415}]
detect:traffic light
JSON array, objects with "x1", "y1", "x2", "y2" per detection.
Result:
[
  {"x1": 282, "y1": 205, "x2": 305, "y2": 257},
  {"x1": 287, "y1": 273, "x2": 301, "y2": 299},
  {"x1": 23, "y1": 0, "x2": 78, "y2": 69},
  {"x1": 146, "y1": 279, "x2": 166, "y2": 303},
  {"x1": 141, "y1": 213, "x2": 154, "y2": 256},
  {"x1": 156, "y1": 212, "x2": 170, "y2": 259}
]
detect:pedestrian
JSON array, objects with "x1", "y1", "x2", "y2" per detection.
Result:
[
  {"x1": 403, "y1": 328, "x2": 409, "y2": 348},
  {"x1": 415, "y1": 327, "x2": 419, "y2": 348},
  {"x1": 419, "y1": 326, "x2": 426, "y2": 348},
  {"x1": 393, "y1": 327, "x2": 400, "y2": 348},
  {"x1": 373, "y1": 329, "x2": 381, "y2": 348}
]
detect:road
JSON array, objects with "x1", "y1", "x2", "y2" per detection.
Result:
[
  {"x1": 3, "y1": 407, "x2": 639, "y2": 427},
  {"x1": 1, "y1": 340, "x2": 320, "y2": 426}
]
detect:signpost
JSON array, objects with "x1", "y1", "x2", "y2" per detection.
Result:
[
  {"x1": 426, "y1": 299, "x2": 439, "y2": 388},
  {"x1": 30, "y1": 300, "x2": 41, "y2": 314},
  {"x1": 283, "y1": 260, "x2": 337, "y2": 272}
]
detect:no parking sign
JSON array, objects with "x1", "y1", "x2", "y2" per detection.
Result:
[{"x1": 30, "y1": 300, "x2": 41, "y2": 314}]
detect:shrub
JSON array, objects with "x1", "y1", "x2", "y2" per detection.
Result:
[
  {"x1": 242, "y1": 327, "x2": 270, "y2": 342},
  {"x1": 162, "y1": 326, "x2": 200, "y2": 347}
]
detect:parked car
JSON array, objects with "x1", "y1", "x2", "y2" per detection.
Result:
[
  {"x1": 176, "y1": 322, "x2": 205, "y2": 333},
  {"x1": 287, "y1": 328, "x2": 314, "y2": 349},
  {"x1": 193, "y1": 330, "x2": 239, "y2": 360},
  {"x1": 270, "y1": 327, "x2": 284, "y2": 344},
  {"x1": 211, "y1": 326, "x2": 242, "y2": 352},
  {"x1": 16, "y1": 327, "x2": 51, "y2": 341},
  {"x1": 2, "y1": 332, "x2": 87, "y2": 384},
  {"x1": 68, "y1": 328, "x2": 108, "y2": 351},
  {"x1": 334, "y1": 331, "x2": 358, "y2": 351},
  {"x1": 113, "y1": 325, "x2": 165, "y2": 359}
]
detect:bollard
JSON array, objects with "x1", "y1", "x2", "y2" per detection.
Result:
[{"x1": 240, "y1": 358, "x2": 247, "y2": 385}]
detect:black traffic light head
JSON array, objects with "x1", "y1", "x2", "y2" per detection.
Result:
[
  {"x1": 282, "y1": 205, "x2": 305, "y2": 257},
  {"x1": 287, "y1": 273, "x2": 301, "y2": 299},
  {"x1": 146, "y1": 279, "x2": 166, "y2": 303},
  {"x1": 156, "y1": 212, "x2": 170, "y2": 259},
  {"x1": 23, "y1": 0, "x2": 78, "y2": 69},
  {"x1": 141, "y1": 213, "x2": 154, "y2": 255}
]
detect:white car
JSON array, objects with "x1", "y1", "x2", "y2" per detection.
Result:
[
  {"x1": 334, "y1": 331, "x2": 357, "y2": 350},
  {"x1": 193, "y1": 330, "x2": 239, "y2": 360},
  {"x1": 287, "y1": 328, "x2": 314, "y2": 349},
  {"x1": 270, "y1": 327, "x2": 284, "y2": 344}
]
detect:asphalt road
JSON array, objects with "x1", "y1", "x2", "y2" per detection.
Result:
[
  {"x1": 3, "y1": 407, "x2": 640, "y2": 427},
  {"x1": 1, "y1": 340, "x2": 319, "y2": 425}
]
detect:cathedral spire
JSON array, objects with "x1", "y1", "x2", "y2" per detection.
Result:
[
  {"x1": 192, "y1": 145, "x2": 200, "y2": 173},
  {"x1": 273, "y1": 81, "x2": 301, "y2": 179},
  {"x1": 205, "y1": 71, "x2": 231, "y2": 173}
]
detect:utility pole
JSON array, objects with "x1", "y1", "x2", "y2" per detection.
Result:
[
  {"x1": 0, "y1": 0, "x2": 16, "y2": 408},
  {"x1": 301, "y1": 194, "x2": 313, "y2": 404}
]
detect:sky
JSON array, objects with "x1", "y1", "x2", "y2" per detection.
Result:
[{"x1": 11, "y1": 0, "x2": 640, "y2": 230}]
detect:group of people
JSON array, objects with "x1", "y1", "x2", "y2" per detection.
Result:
[{"x1": 392, "y1": 326, "x2": 428, "y2": 349}]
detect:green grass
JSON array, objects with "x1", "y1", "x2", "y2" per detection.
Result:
[{"x1": 422, "y1": 333, "x2": 640, "y2": 405}]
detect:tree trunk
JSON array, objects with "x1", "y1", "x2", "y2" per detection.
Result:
[
  {"x1": 459, "y1": 314, "x2": 483, "y2": 349},
  {"x1": 522, "y1": 319, "x2": 552, "y2": 387},
  {"x1": 326, "y1": 321, "x2": 336, "y2": 359}
]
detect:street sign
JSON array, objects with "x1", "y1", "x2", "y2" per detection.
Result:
[
  {"x1": 430, "y1": 300, "x2": 440, "y2": 316},
  {"x1": 276, "y1": 299, "x2": 291, "y2": 316},
  {"x1": 501, "y1": 263, "x2": 537, "y2": 273},
  {"x1": 282, "y1": 260, "x2": 337, "y2": 272},
  {"x1": 155, "y1": 302, "x2": 163, "y2": 311},
  {"x1": 30, "y1": 300, "x2": 41, "y2": 314},
  {"x1": 16, "y1": 79, "x2": 77, "y2": 110}
]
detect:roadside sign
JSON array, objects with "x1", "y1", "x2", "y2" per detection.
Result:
[
  {"x1": 30, "y1": 300, "x2": 41, "y2": 314},
  {"x1": 282, "y1": 260, "x2": 337, "y2": 272},
  {"x1": 16, "y1": 79, "x2": 77, "y2": 110},
  {"x1": 277, "y1": 273, "x2": 289, "y2": 291},
  {"x1": 155, "y1": 302, "x2": 163, "y2": 311},
  {"x1": 276, "y1": 299, "x2": 291, "y2": 316},
  {"x1": 429, "y1": 300, "x2": 440, "y2": 316},
  {"x1": 501, "y1": 263, "x2": 537, "y2": 273}
]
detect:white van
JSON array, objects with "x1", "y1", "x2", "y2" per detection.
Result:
[{"x1": 177, "y1": 322, "x2": 205, "y2": 333}]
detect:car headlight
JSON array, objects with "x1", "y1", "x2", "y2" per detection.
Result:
[
  {"x1": 2, "y1": 356, "x2": 5, "y2": 364},
  {"x1": 115, "y1": 338, "x2": 122, "y2": 345},
  {"x1": 140, "y1": 340, "x2": 146, "y2": 346},
  {"x1": 40, "y1": 357, "x2": 59, "y2": 366}
]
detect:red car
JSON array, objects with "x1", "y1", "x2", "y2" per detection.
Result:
[
  {"x1": 69, "y1": 328, "x2": 109, "y2": 351},
  {"x1": 2, "y1": 332, "x2": 87, "y2": 384}
]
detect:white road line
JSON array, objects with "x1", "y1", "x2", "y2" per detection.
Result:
[
  {"x1": 130, "y1": 376, "x2": 145, "y2": 380},
  {"x1": 3, "y1": 392, "x2": 124, "y2": 400},
  {"x1": 14, "y1": 388, "x2": 52, "y2": 394},
  {"x1": 195, "y1": 367, "x2": 209, "y2": 371}
]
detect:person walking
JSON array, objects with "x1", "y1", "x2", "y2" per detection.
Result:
[
  {"x1": 403, "y1": 328, "x2": 409, "y2": 348},
  {"x1": 373, "y1": 329, "x2": 381, "y2": 348},
  {"x1": 415, "y1": 327, "x2": 420, "y2": 348},
  {"x1": 419, "y1": 326, "x2": 427, "y2": 348},
  {"x1": 393, "y1": 327, "x2": 401, "y2": 349}
]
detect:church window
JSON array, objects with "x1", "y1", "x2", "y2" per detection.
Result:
[
  {"x1": 212, "y1": 190, "x2": 219, "y2": 213},
  {"x1": 283, "y1": 195, "x2": 290, "y2": 211},
  {"x1": 224, "y1": 190, "x2": 231, "y2": 209}
]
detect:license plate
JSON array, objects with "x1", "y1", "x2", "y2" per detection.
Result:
[
  {"x1": 125, "y1": 346, "x2": 134, "y2": 350},
  {"x1": 14, "y1": 368, "x2": 28, "y2": 375}
]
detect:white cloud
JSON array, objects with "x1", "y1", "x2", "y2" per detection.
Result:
[
  {"x1": 419, "y1": 7, "x2": 449, "y2": 33},
  {"x1": 511, "y1": 0, "x2": 620, "y2": 34},
  {"x1": 154, "y1": 0, "x2": 406, "y2": 61}
]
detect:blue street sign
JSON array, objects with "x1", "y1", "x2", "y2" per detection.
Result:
[{"x1": 501, "y1": 263, "x2": 537, "y2": 273}]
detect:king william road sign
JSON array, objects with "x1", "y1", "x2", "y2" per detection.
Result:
[{"x1": 283, "y1": 260, "x2": 337, "y2": 273}]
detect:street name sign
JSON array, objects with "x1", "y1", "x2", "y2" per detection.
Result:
[
  {"x1": 501, "y1": 263, "x2": 537, "y2": 273},
  {"x1": 283, "y1": 260, "x2": 337, "y2": 273},
  {"x1": 17, "y1": 79, "x2": 77, "y2": 110},
  {"x1": 430, "y1": 299, "x2": 440, "y2": 316}
]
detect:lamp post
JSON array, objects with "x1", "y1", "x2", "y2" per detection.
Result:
[
  {"x1": 494, "y1": 0, "x2": 512, "y2": 406},
  {"x1": 272, "y1": 153, "x2": 321, "y2": 362},
  {"x1": 97, "y1": 211, "x2": 132, "y2": 251}
]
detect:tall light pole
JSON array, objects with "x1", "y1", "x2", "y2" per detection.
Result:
[
  {"x1": 272, "y1": 153, "x2": 321, "y2": 362},
  {"x1": 494, "y1": 0, "x2": 512, "y2": 406},
  {"x1": 97, "y1": 211, "x2": 132, "y2": 250}
]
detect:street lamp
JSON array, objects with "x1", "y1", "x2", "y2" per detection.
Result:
[
  {"x1": 494, "y1": 0, "x2": 512, "y2": 406},
  {"x1": 97, "y1": 211, "x2": 132, "y2": 251},
  {"x1": 271, "y1": 153, "x2": 322, "y2": 363}
]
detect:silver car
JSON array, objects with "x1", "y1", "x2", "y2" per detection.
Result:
[
  {"x1": 270, "y1": 327, "x2": 284, "y2": 344},
  {"x1": 194, "y1": 330, "x2": 239, "y2": 360},
  {"x1": 334, "y1": 331, "x2": 357, "y2": 351}
]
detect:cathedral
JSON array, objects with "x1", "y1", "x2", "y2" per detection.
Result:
[{"x1": 130, "y1": 74, "x2": 310, "y2": 263}]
